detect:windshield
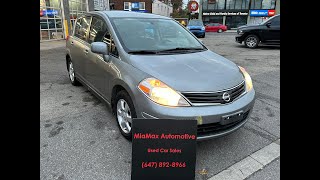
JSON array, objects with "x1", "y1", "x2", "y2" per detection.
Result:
[
  {"x1": 188, "y1": 20, "x2": 203, "y2": 26},
  {"x1": 111, "y1": 18, "x2": 204, "y2": 52}
]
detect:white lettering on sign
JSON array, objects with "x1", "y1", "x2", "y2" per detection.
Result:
[{"x1": 203, "y1": 12, "x2": 248, "y2": 16}]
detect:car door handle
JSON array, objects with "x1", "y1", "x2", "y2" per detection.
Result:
[{"x1": 84, "y1": 49, "x2": 89, "y2": 55}]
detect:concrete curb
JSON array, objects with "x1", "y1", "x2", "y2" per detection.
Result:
[{"x1": 208, "y1": 139, "x2": 280, "y2": 180}]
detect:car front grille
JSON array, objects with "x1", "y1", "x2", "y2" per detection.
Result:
[
  {"x1": 181, "y1": 81, "x2": 246, "y2": 105},
  {"x1": 190, "y1": 28, "x2": 201, "y2": 31},
  {"x1": 197, "y1": 110, "x2": 250, "y2": 136}
]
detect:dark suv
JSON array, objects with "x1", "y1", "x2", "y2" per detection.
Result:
[{"x1": 235, "y1": 14, "x2": 280, "y2": 48}]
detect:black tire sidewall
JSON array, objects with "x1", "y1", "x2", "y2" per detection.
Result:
[
  {"x1": 114, "y1": 90, "x2": 137, "y2": 140},
  {"x1": 244, "y1": 35, "x2": 259, "y2": 48}
]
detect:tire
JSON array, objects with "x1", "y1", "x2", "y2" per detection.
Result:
[
  {"x1": 67, "y1": 59, "x2": 81, "y2": 86},
  {"x1": 244, "y1": 34, "x2": 260, "y2": 48},
  {"x1": 202, "y1": 34, "x2": 205, "y2": 38},
  {"x1": 114, "y1": 90, "x2": 137, "y2": 140},
  {"x1": 218, "y1": 29, "x2": 222, "y2": 33}
]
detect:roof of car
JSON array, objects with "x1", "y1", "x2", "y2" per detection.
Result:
[{"x1": 88, "y1": 10, "x2": 171, "y2": 19}]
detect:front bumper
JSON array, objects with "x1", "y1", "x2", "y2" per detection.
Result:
[
  {"x1": 235, "y1": 34, "x2": 245, "y2": 43},
  {"x1": 190, "y1": 30, "x2": 205, "y2": 37},
  {"x1": 133, "y1": 88, "x2": 256, "y2": 141}
]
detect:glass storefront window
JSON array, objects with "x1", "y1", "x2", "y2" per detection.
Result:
[
  {"x1": 225, "y1": 15, "x2": 247, "y2": 29},
  {"x1": 203, "y1": 0, "x2": 225, "y2": 10},
  {"x1": 69, "y1": 0, "x2": 88, "y2": 30},
  {"x1": 40, "y1": 0, "x2": 64, "y2": 41},
  {"x1": 262, "y1": 0, "x2": 276, "y2": 9},
  {"x1": 252, "y1": 0, "x2": 275, "y2": 9}
]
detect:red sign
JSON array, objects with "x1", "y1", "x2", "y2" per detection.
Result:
[
  {"x1": 268, "y1": 10, "x2": 276, "y2": 16},
  {"x1": 268, "y1": 10, "x2": 275, "y2": 16},
  {"x1": 188, "y1": 1, "x2": 199, "y2": 12}
]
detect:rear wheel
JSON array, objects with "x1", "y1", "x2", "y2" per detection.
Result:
[{"x1": 244, "y1": 35, "x2": 259, "y2": 48}]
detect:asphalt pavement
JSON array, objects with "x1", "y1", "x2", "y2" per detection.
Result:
[{"x1": 40, "y1": 32, "x2": 280, "y2": 180}]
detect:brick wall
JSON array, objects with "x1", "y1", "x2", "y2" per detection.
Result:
[{"x1": 110, "y1": 0, "x2": 152, "y2": 13}]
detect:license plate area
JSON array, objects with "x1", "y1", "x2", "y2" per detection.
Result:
[{"x1": 220, "y1": 111, "x2": 244, "y2": 125}]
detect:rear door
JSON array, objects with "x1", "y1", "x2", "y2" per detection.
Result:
[{"x1": 68, "y1": 16, "x2": 91, "y2": 81}]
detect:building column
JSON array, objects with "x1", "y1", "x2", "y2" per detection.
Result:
[{"x1": 222, "y1": 16, "x2": 226, "y2": 25}]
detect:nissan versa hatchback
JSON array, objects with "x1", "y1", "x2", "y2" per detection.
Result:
[{"x1": 66, "y1": 11, "x2": 255, "y2": 140}]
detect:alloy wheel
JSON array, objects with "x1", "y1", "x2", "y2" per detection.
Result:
[
  {"x1": 246, "y1": 37, "x2": 257, "y2": 48},
  {"x1": 116, "y1": 99, "x2": 132, "y2": 134},
  {"x1": 69, "y1": 61, "x2": 75, "y2": 82}
]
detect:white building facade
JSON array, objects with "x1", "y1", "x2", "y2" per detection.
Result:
[{"x1": 152, "y1": 0, "x2": 173, "y2": 17}]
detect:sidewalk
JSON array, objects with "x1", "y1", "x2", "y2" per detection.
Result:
[
  {"x1": 225, "y1": 29, "x2": 237, "y2": 33},
  {"x1": 40, "y1": 40, "x2": 65, "y2": 51}
]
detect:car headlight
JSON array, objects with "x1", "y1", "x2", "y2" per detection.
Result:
[
  {"x1": 138, "y1": 78, "x2": 190, "y2": 107},
  {"x1": 238, "y1": 30, "x2": 244, "y2": 35},
  {"x1": 201, "y1": 26, "x2": 205, "y2": 30},
  {"x1": 239, "y1": 66, "x2": 253, "y2": 92}
]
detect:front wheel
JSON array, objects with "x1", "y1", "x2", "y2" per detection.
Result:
[
  {"x1": 114, "y1": 90, "x2": 137, "y2": 140},
  {"x1": 244, "y1": 35, "x2": 260, "y2": 48},
  {"x1": 67, "y1": 60, "x2": 81, "y2": 86},
  {"x1": 218, "y1": 29, "x2": 222, "y2": 33}
]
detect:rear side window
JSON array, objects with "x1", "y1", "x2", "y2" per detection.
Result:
[
  {"x1": 74, "y1": 16, "x2": 91, "y2": 42},
  {"x1": 88, "y1": 16, "x2": 107, "y2": 44}
]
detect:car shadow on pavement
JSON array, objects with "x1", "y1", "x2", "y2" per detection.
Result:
[{"x1": 235, "y1": 44, "x2": 280, "y2": 50}]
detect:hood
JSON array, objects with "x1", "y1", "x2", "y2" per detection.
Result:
[
  {"x1": 238, "y1": 24, "x2": 261, "y2": 30},
  {"x1": 128, "y1": 50, "x2": 244, "y2": 92}
]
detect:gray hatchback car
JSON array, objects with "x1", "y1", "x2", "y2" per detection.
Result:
[{"x1": 66, "y1": 11, "x2": 255, "y2": 140}]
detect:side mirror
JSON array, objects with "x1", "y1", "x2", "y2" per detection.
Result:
[
  {"x1": 91, "y1": 42, "x2": 110, "y2": 62},
  {"x1": 266, "y1": 22, "x2": 271, "y2": 27}
]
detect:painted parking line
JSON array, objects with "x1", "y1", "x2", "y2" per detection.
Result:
[{"x1": 208, "y1": 139, "x2": 280, "y2": 180}]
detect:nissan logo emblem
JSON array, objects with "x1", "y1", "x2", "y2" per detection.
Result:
[{"x1": 222, "y1": 92, "x2": 231, "y2": 102}]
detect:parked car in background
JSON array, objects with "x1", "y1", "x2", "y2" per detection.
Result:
[
  {"x1": 187, "y1": 19, "x2": 205, "y2": 38},
  {"x1": 235, "y1": 14, "x2": 280, "y2": 48},
  {"x1": 205, "y1": 23, "x2": 227, "y2": 33},
  {"x1": 66, "y1": 11, "x2": 255, "y2": 140},
  {"x1": 174, "y1": 18, "x2": 188, "y2": 27}
]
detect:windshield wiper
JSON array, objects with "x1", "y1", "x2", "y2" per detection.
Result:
[
  {"x1": 158, "y1": 47, "x2": 205, "y2": 53},
  {"x1": 127, "y1": 50, "x2": 158, "y2": 54}
]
